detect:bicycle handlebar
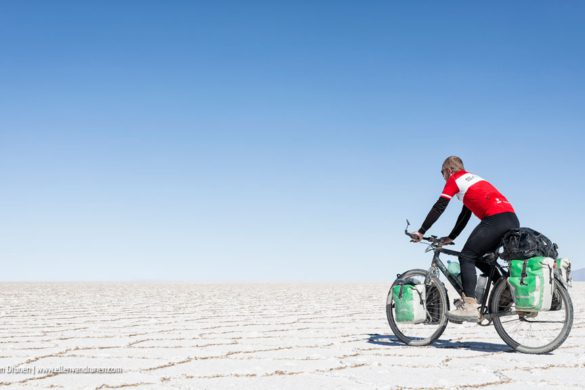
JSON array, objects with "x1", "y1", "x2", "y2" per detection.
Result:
[{"x1": 404, "y1": 219, "x2": 454, "y2": 246}]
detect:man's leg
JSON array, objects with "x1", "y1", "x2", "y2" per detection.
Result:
[
  {"x1": 459, "y1": 225, "x2": 490, "y2": 298},
  {"x1": 459, "y1": 212, "x2": 520, "y2": 298},
  {"x1": 447, "y1": 222, "x2": 497, "y2": 322},
  {"x1": 448, "y1": 213, "x2": 519, "y2": 322}
]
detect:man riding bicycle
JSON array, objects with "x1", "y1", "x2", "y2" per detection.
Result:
[{"x1": 411, "y1": 156, "x2": 520, "y2": 322}]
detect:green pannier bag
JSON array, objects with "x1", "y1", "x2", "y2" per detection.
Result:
[
  {"x1": 508, "y1": 257, "x2": 555, "y2": 312},
  {"x1": 556, "y1": 258, "x2": 572, "y2": 287},
  {"x1": 392, "y1": 279, "x2": 426, "y2": 324}
]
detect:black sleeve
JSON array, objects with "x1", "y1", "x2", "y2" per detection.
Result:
[
  {"x1": 448, "y1": 206, "x2": 472, "y2": 240},
  {"x1": 418, "y1": 197, "x2": 449, "y2": 234}
]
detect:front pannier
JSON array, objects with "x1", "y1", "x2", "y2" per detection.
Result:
[{"x1": 392, "y1": 279, "x2": 427, "y2": 324}]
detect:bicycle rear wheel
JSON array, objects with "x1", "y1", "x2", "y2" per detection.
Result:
[
  {"x1": 490, "y1": 277, "x2": 573, "y2": 354},
  {"x1": 386, "y1": 269, "x2": 449, "y2": 346}
]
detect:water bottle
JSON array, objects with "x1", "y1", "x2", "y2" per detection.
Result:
[
  {"x1": 475, "y1": 274, "x2": 488, "y2": 303},
  {"x1": 447, "y1": 260, "x2": 462, "y2": 285}
]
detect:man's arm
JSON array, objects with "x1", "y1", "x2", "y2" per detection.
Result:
[
  {"x1": 448, "y1": 205, "x2": 471, "y2": 240},
  {"x1": 418, "y1": 197, "x2": 450, "y2": 234}
]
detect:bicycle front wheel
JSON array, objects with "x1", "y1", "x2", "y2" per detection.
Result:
[
  {"x1": 490, "y1": 277, "x2": 573, "y2": 354},
  {"x1": 386, "y1": 269, "x2": 449, "y2": 346}
]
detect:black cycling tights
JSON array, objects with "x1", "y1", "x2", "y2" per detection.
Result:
[{"x1": 459, "y1": 212, "x2": 520, "y2": 298}]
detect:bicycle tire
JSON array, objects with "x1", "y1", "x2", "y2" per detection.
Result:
[
  {"x1": 490, "y1": 276, "x2": 573, "y2": 354},
  {"x1": 386, "y1": 269, "x2": 449, "y2": 346}
]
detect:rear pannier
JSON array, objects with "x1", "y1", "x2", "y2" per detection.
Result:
[
  {"x1": 556, "y1": 258, "x2": 572, "y2": 287},
  {"x1": 508, "y1": 257, "x2": 555, "y2": 312},
  {"x1": 392, "y1": 279, "x2": 426, "y2": 324}
]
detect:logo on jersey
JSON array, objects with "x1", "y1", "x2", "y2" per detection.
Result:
[{"x1": 455, "y1": 173, "x2": 485, "y2": 200}]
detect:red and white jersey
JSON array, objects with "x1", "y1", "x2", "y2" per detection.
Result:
[{"x1": 440, "y1": 170, "x2": 514, "y2": 220}]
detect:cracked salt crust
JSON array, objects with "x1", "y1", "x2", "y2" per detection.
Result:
[{"x1": 0, "y1": 282, "x2": 583, "y2": 389}]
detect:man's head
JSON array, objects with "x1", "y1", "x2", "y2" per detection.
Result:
[{"x1": 441, "y1": 156, "x2": 464, "y2": 180}]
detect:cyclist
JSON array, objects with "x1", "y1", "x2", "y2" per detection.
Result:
[{"x1": 411, "y1": 156, "x2": 520, "y2": 322}]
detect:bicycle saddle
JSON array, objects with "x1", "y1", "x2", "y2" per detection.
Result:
[{"x1": 481, "y1": 252, "x2": 498, "y2": 264}]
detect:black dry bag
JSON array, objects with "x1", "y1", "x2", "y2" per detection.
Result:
[{"x1": 500, "y1": 227, "x2": 558, "y2": 261}]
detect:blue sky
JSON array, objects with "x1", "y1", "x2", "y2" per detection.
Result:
[{"x1": 1, "y1": 1, "x2": 583, "y2": 281}]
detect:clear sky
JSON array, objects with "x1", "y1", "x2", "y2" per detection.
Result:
[{"x1": 1, "y1": 1, "x2": 583, "y2": 282}]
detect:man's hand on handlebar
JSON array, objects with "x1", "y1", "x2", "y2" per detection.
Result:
[
  {"x1": 439, "y1": 236, "x2": 454, "y2": 245},
  {"x1": 410, "y1": 231, "x2": 423, "y2": 242}
]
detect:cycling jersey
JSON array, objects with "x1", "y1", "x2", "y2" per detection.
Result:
[{"x1": 440, "y1": 170, "x2": 514, "y2": 220}]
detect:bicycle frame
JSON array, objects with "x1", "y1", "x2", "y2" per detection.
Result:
[
  {"x1": 427, "y1": 247, "x2": 464, "y2": 295},
  {"x1": 405, "y1": 220, "x2": 508, "y2": 322},
  {"x1": 426, "y1": 245, "x2": 508, "y2": 322}
]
